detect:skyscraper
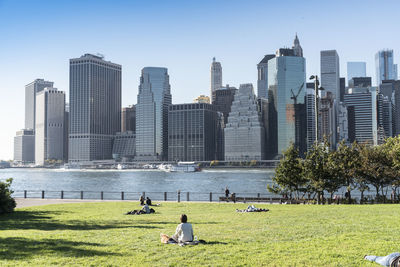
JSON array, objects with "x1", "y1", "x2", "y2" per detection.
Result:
[
  {"x1": 168, "y1": 103, "x2": 221, "y2": 161},
  {"x1": 375, "y1": 50, "x2": 395, "y2": 86},
  {"x1": 337, "y1": 102, "x2": 348, "y2": 144},
  {"x1": 25, "y1": 79, "x2": 54, "y2": 130},
  {"x1": 121, "y1": 105, "x2": 136, "y2": 133},
  {"x1": 267, "y1": 48, "x2": 307, "y2": 156},
  {"x1": 35, "y1": 88, "x2": 65, "y2": 165},
  {"x1": 13, "y1": 129, "x2": 35, "y2": 163},
  {"x1": 340, "y1": 77, "x2": 346, "y2": 102},
  {"x1": 344, "y1": 87, "x2": 378, "y2": 145},
  {"x1": 69, "y1": 54, "x2": 121, "y2": 162},
  {"x1": 321, "y1": 50, "x2": 340, "y2": 99},
  {"x1": 306, "y1": 83, "x2": 316, "y2": 150},
  {"x1": 347, "y1": 62, "x2": 366, "y2": 82},
  {"x1": 136, "y1": 67, "x2": 171, "y2": 160},
  {"x1": 212, "y1": 84, "x2": 237, "y2": 125},
  {"x1": 210, "y1": 57, "x2": 222, "y2": 102},
  {"x1": 320, "y1": 92, "x2": 336, "y2": 148},
  {"x1": 257, "y1": 54, "x2": 275, "y2": 99},
  {"x1": 224, "y1": 84, "x2": 265, "y2": 161}
]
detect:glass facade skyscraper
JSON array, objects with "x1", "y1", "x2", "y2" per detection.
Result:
[
  {"x1": 375, "y1": 50, "x2": 395, "y2": 86},
  {"x1": 69, "y1": 54, "x2": 121, "y2": 162},
  {"x1": 321, "y1": 50, "x2": 340, "y2": 99},
  {"x1": 136, "y1": 67, "x2": 171, "y2": 160},
  {"x1": 347, "y1": 62, "x2": 366, "y2": 83},
  {"x1": 257, "y1": 54, "x2": 275, "y2": 99},
  {"x1": 267, "y1": 49, "x2": 306, "y2": 156}
]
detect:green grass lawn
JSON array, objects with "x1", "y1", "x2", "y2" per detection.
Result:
[{"x1": 0, "y1": 202, "x2": 399, "y2": 266}]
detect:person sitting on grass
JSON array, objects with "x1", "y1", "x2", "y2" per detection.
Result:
[
  {"x1": 146, "y1": 197, "x2": 152, "y2": 206},
  {"x1": 365, "y1": 252, "x2": 400, "y2": 266},
  {"x1": 161, "y1": 214, "x2": 193, "y2": 244}
]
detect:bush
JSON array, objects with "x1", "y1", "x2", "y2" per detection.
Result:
[{"x1": 0, "y1": 178, "x2": 16, "y2": 214}]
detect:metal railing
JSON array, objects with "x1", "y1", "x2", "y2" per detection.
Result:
[{"x1": 13, "y1": 190, "x2": 285, "y2": 203}]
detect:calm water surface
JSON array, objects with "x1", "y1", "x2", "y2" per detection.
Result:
[{"x1": 0, "y1": 168, "x2": 275, "y2": 200}]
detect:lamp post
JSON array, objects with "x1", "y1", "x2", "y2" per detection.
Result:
[{"x1": 309, "y1": 75, "x2": 324, "y2": 144}]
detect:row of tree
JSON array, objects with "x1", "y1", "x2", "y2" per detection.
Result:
[{"x1": 268, "y1": 136, "x2": 400, "y2": 204}]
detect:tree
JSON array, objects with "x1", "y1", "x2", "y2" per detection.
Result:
[
  {"x1": 0, "y1": 178, "x2": 16, "y2": 214},
  {"x1": 268, "y1": 143, "x2": 307, "y2": 199},
  {"x1": 357, "y1": 144, "x2": 395, "y2": 202},
  {"x1": 303, "y1": 138, "x2": 336, "y2": 204},
  {"x1": 332, "y1": 141, "x2": 361, "y2": 203}
]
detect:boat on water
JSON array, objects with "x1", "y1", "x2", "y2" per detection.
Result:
[{"x1": 161, "y1": 162, "x2": 200, "y2": 172}]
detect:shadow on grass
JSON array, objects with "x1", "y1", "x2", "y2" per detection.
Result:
[
  {"x1": 205, "y1": 241, "x2": 228, "y2": 245},
  {"x1": 0, "y1": 237, "x2": 120, "y2": 260},
  {"x1": 0, "y1": 210, "x2": 159, "y2": 231}
]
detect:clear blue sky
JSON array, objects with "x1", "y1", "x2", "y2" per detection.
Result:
[{"x1": 0, "y1": 0, "x2": 399, "y2": 160}]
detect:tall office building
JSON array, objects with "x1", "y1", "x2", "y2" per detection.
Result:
[
  {"x1": 136, "y1": 67, "x2": 171, "y2": 160},
  {"x1": 375, "y1": 50, "x2": 395, "y2": 86},
  {"x1": 337, "y1": 102, "x2": 348, "y2": 144},
  {"x1": 257, "y1": 54, "x2": 275, "y2": 99},
  {"x1": 306, "y1": 83, "x2": 316, "y2": 151},
  {"x1": 347, "y1": 62, "x2": 366, "y2": 83},
  {"x1": 69, "y1": 54, "x2": 121, "y2": 162},
  {"x1": 168, "y1": 103, "x2": 222, "y2": 161},
  {"x1": 321, "y1": 50, "x2": 340, "y2": 148},
  {"x1": 25, "y1": 79, "x2": 54, "y2": 130},
  {"x1": 210, "y1": 57, "x2": 222, "y2": 102},
  {"x1": 320, "y1": 92, "x2": 336, "y2": 148},
  {"x1": 13, "y1": 129, "x2": 35, "y2": 163},
  {"x1": 35, "y1": 88, "x2": 65, "y2": 165},
  {"x1": 381, "y1": 80, "x2": 400, "y2": 135},
  {"x1": 268, "y1": 48, "x2": 307, "y2": 156},
  {"x1": 344, "y1": 87, "x2": 378, "y2": 145},
  {"x1": 121, "y1": 105, "x2": 136, "y2": 132},
  {"x1": 377, "y1": 94, "x2": 392, "y2": 138},
  {"x1": 340, "y1": 77, "x2": 346, "y2": 102},
  {"x1": 212, "y1": 84, "x2": 237, "y2": 125},
  {"x1": 321, "y1": 50, "x2": 340, "y2": 99},
  {"x1": 224, "y1": 84, "x2": 265, "y2": 161}
]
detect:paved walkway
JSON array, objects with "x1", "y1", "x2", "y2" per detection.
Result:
[{"x1": 15, "y1": 198, "x2": 132, "y2": 208}]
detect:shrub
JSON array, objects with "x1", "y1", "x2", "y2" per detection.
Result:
[{"x1": 0, "y1": 178, "x2": 16, "y2": 214}]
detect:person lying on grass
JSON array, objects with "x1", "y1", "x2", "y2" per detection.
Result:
[
  {"x1": 365, "y1": 252, "x2": 400, "y2": 266},
  {"x1": 161, "y1": 214, "x2": 193, "y2": 243}
]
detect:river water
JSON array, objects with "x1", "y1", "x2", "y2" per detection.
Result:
[
  {"x1": 0, "y1": 168, "x2": 384, "y2": 201},
  {"x1": 0, "y1": 168, "x2": 276, "y2": 201}
]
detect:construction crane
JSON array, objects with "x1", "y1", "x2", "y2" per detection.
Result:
[{"x1": 290, "y1": 82, "x2": 304, "y2": 105}]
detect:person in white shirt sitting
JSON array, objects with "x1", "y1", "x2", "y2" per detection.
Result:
[
  {"x1": 161, "y1": 214, "x2": 194, "y2": 244},
  {"x1": 171, "y1": 214, "x2": 193, "y2": 243}
]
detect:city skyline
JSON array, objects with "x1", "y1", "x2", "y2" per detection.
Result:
[{"x1": 1, "y1": 0, "x2": 400, "y2": 160}]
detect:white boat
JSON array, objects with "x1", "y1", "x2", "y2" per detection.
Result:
[
  {"x1": 158, "y1": 163, "x2": 172, "y2": 172},
  {"x1": 117, "y1": 164, "x2": 126, "y2": 170},
  {"x1": 169, "y1": 162, "x2": 200, "y2": 172}
]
